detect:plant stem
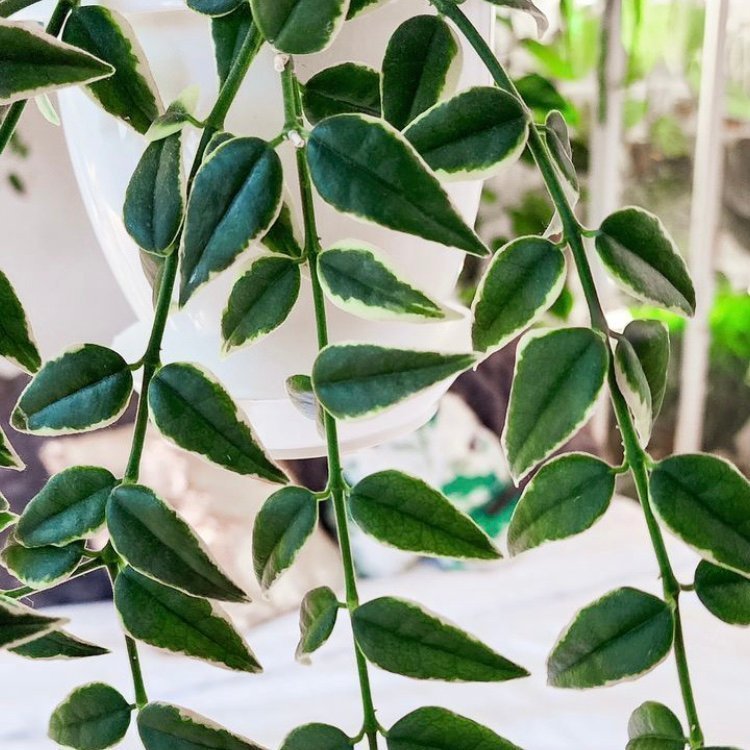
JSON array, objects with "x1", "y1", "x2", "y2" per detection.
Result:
[
  {"x1": 2, "y1": 557, "x2": 104, "y2": 600},
  {"x1": 431, "y1": 1, "x2": 704, "y2": 745},
  {"x1": 281, "y1": 59, "x2": 379, "y2": 749},
  {"x1": 0, "y1": 0, "x2": 79, "y2": 154}
]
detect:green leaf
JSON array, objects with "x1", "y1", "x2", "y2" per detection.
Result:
[
  {"x1": 404, "y1": 87, "x2": 529, "y2": 179},
  {"x1": 10, "y1": 629, "x2": 109, "y2": 660},
  {"x1": 507, "y1": 453, "x2": 615, "y2": 555},
  {"x1": 318, "y1": 243, "x2": 446, "y2": 321},
  {"x1": 35, "y1": 92, "x2": 61, "y2": 126},
  {"x1": 285, "y1": 374, "x2": 320, "y2": 422},
  {"x1": 387, "y1": 707, "x2": 523, "y2": 750},
  {"x1": 595, "y1": 208, "x2": 695, "y2": 315},
  {"x1": 694, "y1": 560, "x2": 750, "y2": 626},
  {"x1": 124, "y1": 133, "x2": 184, "y2": 255},
  {"x1": 545, "y1": 110, "x2": 578, "y2": 192},
  {"x1": 307, "y1": 114, "x2": 488, "y2": 257},
  {"x1": 222, "y1": 255, "x2": 301, "y2": 352},
  {"x1": 115, "y1": 566, "x2": 261, "y2": 672},
  {"x1": 381, "y1": 15, "x2": 459, "y2": 131},
  {"x1": 650, "y1": 454, "x2": 750, "y2": 577},
  {"x1": 312, "y1": 344, "x2": 476, "y2": 420},
  {"x1": 149, "y1": 362, "x2": 286, "y2": 483},
  {"x1": 62, "y1": 6, "x2": 160, "y2": 134},
  {"x1": 0, "y1": 598, "x2": 67, "y2": 650},
  {"x1": 188, "y1": 0, "x2": 242, "y2": 16},
  {"x1": 349, "y1": 470, "x2": 500, "y2": 560},
  {"x1": 302, "y1": 63, "x2": 381, "y2": 125},
  {"x1": 614, "y1": 337, "x2": 653, "y2": 447},
  {"x1": 107, "y1": 483, "x2": 248, "y2": 602},
  {"x1": 347, "y1": 0, "x2": 388, "y2": 18},
  {"x1": 0, "y1": 508, "x2": 18, "y2": 532},
  {"x1": 16, "y1": 466, "x2": 116, "y2": 547},
  {"x1": 627, "y1": 701, "x2": 685, "y2": 750},
  {"x1": 250, "y1": 0, "x2": 349, "y2": 54},
  {"x1": 253, "y1": 486, "x2": 318, "y2": 590},
  {"x1": 260, "y1": 202, "x2": 303, "y2": 258},
  {"x1": 49, "y1": 683, "x2": 132, "y2": 750},
  {"x1": 2, "y1": 540, "x2": 84, "y2": 588},
  {"x1": 486, "y1": 0, "x2": 549, "y2": 37},
  {"x1": 212, "y1": 4, "x2": 255, "y2": 86},
  {"x1": 547, "y1": 587, "x2": 674, "y2": 688},
  {"x1": 471, "y1": 237, "x2": 566, "y2": 353},
  {"x1": 516, "y1": 74, "x2": 574, "y2": 122},
  {"x1": 0, "y1": 20, "x2": 114, "y2": 105},
  {"x1": 280, "y1": 724, "x2": 352, "y2": 750},
  {"x1": 502, "y1": 328, "x2": 609, "y2": 482},
  {"x1": 295, "y1": 586, "x2": 339, "y2": 663},
  {"x1": 622, "y1": 319, "x2": 669, "y2": 421},
  {"x1": 352, "y1": 596, "x2": 528, "y2": 682},
  {"x1": 12, "y1": 344, "x2": 133, "y2": 435},
  {"x1": 145, "y1": 86, "x2": 200, "y2": 142},
  {"x1": 180, "y1": 136, "x2": 283, "y2": 304},
  {"x1": 0, "y1": 424, "x2": 24, "y2": 471},
  {"x1": 138, "y1": 702, "x2": 264, "y2": 750},
  {"x1": 0, "y1": 268, "x2": 41, "y2": 373}
]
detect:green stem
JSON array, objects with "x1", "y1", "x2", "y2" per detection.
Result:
[
  {"x1": 1, "y1": 557, "x2": 104, "y2": 600},
  {"x1": 0, "y1": 0, "x2": 79, "y2": 154},
  {"x1": 431, "y1": 1, "x2": 704, "y2": 745},
  {"x1": 281, "y1": 59, "x2": 379, "y2": 750}
]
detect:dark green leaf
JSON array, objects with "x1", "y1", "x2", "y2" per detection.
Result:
[
  {"x1": 346, "y1": 0, "x2": 387, "y2": 18},
  {"x1": 545, "y1": 110, "x2": 577, "y2": 192},
  {"x1": 49, "y1": 683, "x2": 132, "y2": 750},
  {"x1": 0, "y1": 268, "x2": 41, "y2": 373},
  {"x1": 405, "y1": 87, "x2": 529, "y2": 179},
  {"x1": 515, "y1": 74, "x2": 575, "y2": 122},
  {"x1": 302, "y1": 63, "x2": 381, "y2": 125},
  {"x1": 614, "y1": 337, "x2": 653, "y2": 446},
  {"x1": 280, "y1": 723, "x2": 352, "y2": 750},
  {"x1": 296, "y1": 586, "x2": 339, "y2": 663},
  {"x1": 10, "y1": 629, "x2": 109, "y2": 660},
  {"x1": 0, "y1": 598, "x2": 67, "y2": 650},
  {"x1": 486, "y1": 0, "x2": 549, "y2": 37},
  {"x1": 138, "y1": 702, "x2": 264, "y2": 750},
  {"x1": 12, "y1": 344, "x2": 133, "y2": 435},
  {"x1": 115, "y1": 567, "x2": 261, "y2": 671},
  {"x1": 0, "y1": 20, "x2": 113, "y2": 105},
  {"x1": 2, "y1": 540, "x2": 84, "y2": 588},
  {"x1": 547, "y1": 587, "x2": 674, "y2": 688},
  {"x1": 627, "y1": 701, "x2": 685, "y2": 750},
  {"x1": 250, "y1": 0, "x2": 349, "y2": 54},
  {"x1": 107, "y1": 483, "x2": 248, "y2": 602},
  {"x1": 595, "y1": 208, "x2": 695, "y2": 315},
  {"x1": 471, "y1": 236, "x2": 566, "y2": 353},
  {"x1": 253, "y1": 486, "x2": 318, "y2": 590},
  {"x1": 623, "y1": 319, "x2": 669, "y2": 421},
  {"x1": 62, "y1": 6, "x2": 160, "y2": 134},
  {"x1": 307, "y1": 114, "x2": 488, "y2": 257},
  {"x1": 387, "y1": 706, "x2": 523, "y2": 750},
  {"x1": 650, "y1": 454, "x2": 750, "y2": 577},
  {"x1": 349, "y1": 470, "x2": 499, "y2": 559},
  {"x1": 694, "y1": 560, "x2": 750, "y2": 626},
  {"x1": 0, "y1": 508, "x2": 18, "y2": 532},
  {"x1": 149, "y1": 362, "x2": 286, "y2": 483},
  {"x1": 222, "y1": 256, "x2": 301, "y2": 352},
  {"x1": 188, "y1": 0, "x2": 242, "y2": 16},
  {"x1": 381, "y1": 15, "x2": 459, "y2": 131},
  {"x1": 180, "y1": 136, "x2": 283, "y2": 304},
  {"x1": 124, "y1": 133, "x2": 183, "y2": 255},
  {"x1": 507, "y1": 453, "x2": 615, "y2": 555},
  {"x1": 352, "y1": 596, "x2": 528, "y2": 682},
  {"x1": 312, "y1": 344, "x2": 476, "y2": 420},
  {"x1": 16, "y1": 466, "x2": 116, "y2": 547},
  {"x1": 212, "y1": 4, "x2": 255, "y2": 86},
  {"x1": 260, "y1": 202, "x2": 303, "y2": 258},
  {"x1": 502, "y1": 328, "x2": 609, "y2": 482},
  {"x1": 318, "y1": 243, "x2": 445, "y2": 321},
  {"x1": 0, "y1": 425, "x2": 23, "y2": 471}
]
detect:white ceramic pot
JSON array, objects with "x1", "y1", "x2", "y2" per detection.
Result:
[{"x1": 51, "y1": 0, "x2": 493, "y2": 458}]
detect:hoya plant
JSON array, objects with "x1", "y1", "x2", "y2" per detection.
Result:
[{"x1": 0, "y1": 0, "x2": 748, "y2": 749}]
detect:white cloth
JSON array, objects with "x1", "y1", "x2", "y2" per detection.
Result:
[{"x1": 1, "y1": 498, "x2": 747, "y2": 749}]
